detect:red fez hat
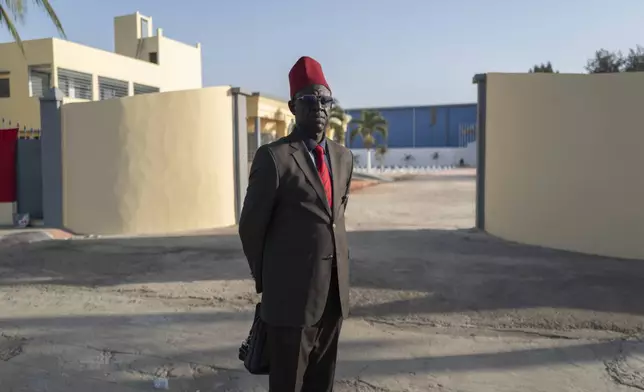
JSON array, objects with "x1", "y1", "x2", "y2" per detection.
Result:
[{"x1": 288, "y1": 56, "x2": 331, "y2": 98}]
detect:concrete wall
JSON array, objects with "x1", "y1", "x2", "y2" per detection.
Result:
[
  {"x1": 158, "y1": 36, "x2": 202, "y2": 91},
  {"x1": 0, "y1": 12, "x2": 202, "y2": 132},
  {"x1": 114, "y1": 12, "x2": 201, "y2": 91},
  {"x1": 351, "y1": 143, "x2": 477, "y2": 168},
  {"x1": 114, "y1": 13, "x2": 145, "y2": 59},
  {"x1": 0, "y1": 39, "x2": 55, "y2": 131},
  {"x1": 61, "y1": 86, "x2": 235, "y2": 235},
  {"x1": 113, "y1": 12, "x2": 201, "y2": 92},
  {"x1": 0, "y1": 203, "x2": 14, "y2": 225},
  {"x1": 484, "y1": 72, "x2": 644, "y2": 260}
]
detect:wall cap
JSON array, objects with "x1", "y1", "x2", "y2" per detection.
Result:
[
  {"x1": 472, "y1": 74, "x2": 487, "y2": 84},
  {"x1": 230, "y1": 87, "x2": 254, "y2": 97}
]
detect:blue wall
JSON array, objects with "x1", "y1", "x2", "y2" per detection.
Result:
[{"x1": 346, "y1": 103, "x2": 477, "y2": 148}]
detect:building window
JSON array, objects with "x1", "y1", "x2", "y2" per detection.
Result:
[
  {"x1": 149, "y1": 52, "x2": 158, "y2": 64},
  {"x1": 98, "y1": 76, "x2": 128, "y2": 100},
  {"x1": 29, "y1": 70, "x2": 50, "y2": 98},
  {"x1": 133, "y1": 83, "x2": 159, "y2": 95},
  {"x1": 141, "y1": 18, "x2": 150, "y2": 38},
  {"x1": 58, "y1": 68, "x2": 92, "y2": 100},
  {"x1": 0, "y1": 77, "x2": 9, "y2": 98}
]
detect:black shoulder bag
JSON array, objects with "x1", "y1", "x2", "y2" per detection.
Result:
[{"x1": 238, "y1": 302, "x2": 270, "y2": 375}]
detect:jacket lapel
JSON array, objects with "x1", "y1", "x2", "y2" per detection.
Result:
[
  {"x1": 290, "y1": 139, "x2": 332, "y2": 217},
  {"x1": 326, "y1": 140, "x2": 343, "y2": 220}
]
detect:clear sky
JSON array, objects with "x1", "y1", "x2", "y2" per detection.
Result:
[{"x1": 2, "y1": 0, "x2": 642, "y2": 108}]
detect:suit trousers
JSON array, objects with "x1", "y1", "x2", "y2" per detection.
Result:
[{"x1": 266, "y1": 268, "x2": 343, "y2": 392}]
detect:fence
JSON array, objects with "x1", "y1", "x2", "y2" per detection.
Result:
[
  {"x1": 0, "y1": 127, "x2": 18, "y2": 211},
  {"x1": 16, "y1": 138, "x2": 43, "y2": 219},
  {"x1": 2, "y1": 86, "x2": 257, "y2": 232},
  {"x1": 0, "y1": 118, "x2": 43, "y2": 223},
  {"x1": 1, "y1": 119, "x2": 41, "y2": 139},
  {"x1": 351, "y1": 144, "x2": 477, "y2": 170}
]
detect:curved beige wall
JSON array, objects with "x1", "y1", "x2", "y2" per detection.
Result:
[
  {"x1": 61, "y1": 86, "x2": 235, "y2": 235},
  {"x1": 485, "y1": 73, "x2": 644, "y2": 259}
]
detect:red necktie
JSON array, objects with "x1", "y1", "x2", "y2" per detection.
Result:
[{"x1": 314, "y1": 145, "x2": 332, "y2": 208}]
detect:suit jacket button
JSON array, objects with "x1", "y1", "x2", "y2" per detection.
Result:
[{"x1": 332, "y1": 223, "x2": 337, "y2": 229}]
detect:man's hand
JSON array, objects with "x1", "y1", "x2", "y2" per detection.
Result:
[{"x1": 238, "y1": 146, "x2": 279, "y2": 293}]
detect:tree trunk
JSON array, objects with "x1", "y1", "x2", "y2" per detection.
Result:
[{"x1": 366, "y1": 149, "x2": 372, "y2": 172}]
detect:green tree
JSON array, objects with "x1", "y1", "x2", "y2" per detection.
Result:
[
  {"x1": 326, "y1": 104, "x2": 348, "y2": 145},
  {"x1": 1, "y1": 0, "x2": 66, "y2": 52},
  {"x1": 623, "y1": 45, "x2": 644, "y2": 72},
  {"x1": 585, "y1": 49, "x2": 624, "y2": 73},
  {"x1": 529, "y1": 61, "x2": 558, "y2": 73},
  {"x1": 350, "y1": 110, "x2": 388, "y2": 172}
]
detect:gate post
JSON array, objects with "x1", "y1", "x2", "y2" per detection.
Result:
[
  {"x1": 473, "y1": 74, "x2": 487, "y2": 231},
  {"x1": 40, "y1": 87, "x2": 65, "y2": 229},
  {"x1": 255, "y1": 114, "x2": 261, "y2": 150},
  {"x1": 230, "y1": 87, "x2": 251, "y2": 223}
]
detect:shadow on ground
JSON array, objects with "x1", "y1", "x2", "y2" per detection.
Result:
[
  {"x1": 1, "y1": 228, "x2": 644, "y2": 324},
  {"x1": 1, "y1": 310, "x2": 641, "y2": 391},
  {"x1": 113, "y1": 340, "x2": 638, "y2": 391},
  {"x1": 112, "y1": 339, "x2": 639, "y2": 391}
]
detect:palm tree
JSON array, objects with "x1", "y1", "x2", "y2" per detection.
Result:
[
  {"x1": 375, "y1": 144, "x2": 388, "y2": 172},
  {"x1": 350, "y1": 110, "x2": 388, "y2": 172},
  {"x1": 326, "y1": 105, "x2": 349, "y2": 145},
  {"x1": 1, "y1": 0, "x2": 66, "y2": 52}
]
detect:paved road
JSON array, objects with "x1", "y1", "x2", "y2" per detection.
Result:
[{"x1": 1, "y1": 170, "x2": 643, "y2": 391}]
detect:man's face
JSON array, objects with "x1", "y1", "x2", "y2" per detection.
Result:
[{"x1": 289, "y1": 84, "x2": 334, "y2": 140}]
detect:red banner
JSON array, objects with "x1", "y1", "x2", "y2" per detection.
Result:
[{"x1": 0, "y1": 128, "x2": 18, "y2": 203}]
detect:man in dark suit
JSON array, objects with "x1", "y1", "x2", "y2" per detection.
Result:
[{"x1": 239, "y1": 56, "x2": 354, "y2": 392}]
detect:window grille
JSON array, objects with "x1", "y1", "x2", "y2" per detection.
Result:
[
  {"x1": 98, "y1": 76, "x2": 128, "y2": 100},
  {"x1": 57, "y1": 68, "x2": 92, "y2": 100},
  {"x1": 29, "y1": 71, "x2": 50, "y2": 98},
  {"x1": 133, "y1": 83, "x2": 159, "y2": 95}
]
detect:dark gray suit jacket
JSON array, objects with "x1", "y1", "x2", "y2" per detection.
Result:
[{"x1": 239, "y1": 132, "x2": 354, "y2": 327}]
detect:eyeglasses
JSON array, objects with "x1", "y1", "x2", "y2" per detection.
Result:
[{"x1": 296, "y1": 95, "x2": 335, "y2": 107}]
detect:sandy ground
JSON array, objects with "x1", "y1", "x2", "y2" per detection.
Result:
[{"x1": 1, "y1": 169, "x2": 644, "y2": 391}]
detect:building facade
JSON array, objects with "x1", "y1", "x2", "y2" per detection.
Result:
[
  {"x1": 346, "y1": 103, "x2": 477, "y2": 149},
  {"x1": 0, "y1": 12, "x2": 202, "y2": 133},
  {"x1": 245, "y1": 92, "x2": 293, "y2": 151}
]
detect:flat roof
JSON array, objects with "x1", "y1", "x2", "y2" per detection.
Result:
[
  {"x1": 252, "y1": 91, "x2": 290, "y2": 103},
  {"x1": 346, "y1": 102, "x2": 477, "y2": 112}
]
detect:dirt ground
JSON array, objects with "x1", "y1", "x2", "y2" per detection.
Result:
[{"x1": 1, "y1": 169, "x2": 644, "y2": 391}]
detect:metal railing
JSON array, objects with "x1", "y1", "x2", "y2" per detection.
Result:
[{"x1": 1, "y1": 118, "x2": 41, "y2": 139}]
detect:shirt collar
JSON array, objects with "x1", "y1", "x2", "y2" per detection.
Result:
[
  {"x1": 294, "y1": 127, "x2": 327, "y2": 152},
  {"x1": 303, "y1": 137, "x2": 326, "y2": 152}
]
